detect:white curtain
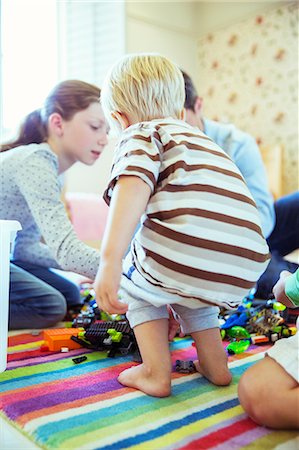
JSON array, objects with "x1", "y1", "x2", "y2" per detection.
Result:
[{"x1": 58, "y1": 0, "x2": 126, "y2": 87}]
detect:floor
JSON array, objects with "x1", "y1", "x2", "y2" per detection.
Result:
[
  {"x1": 2, "y1": 253, "x2": 298, "y2": 449},
  {"x1": 1, "y1": 328, "x2": 56, "y2": 450},
  {"x1": 0, "y1": 415, "x2": 40, "y2": 450}
]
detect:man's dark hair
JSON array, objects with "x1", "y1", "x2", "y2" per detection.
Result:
[{"x1": 181, "y1": 70, "x2": 198, "y2": 111}]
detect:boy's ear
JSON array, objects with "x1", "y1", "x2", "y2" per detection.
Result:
[
  {"x1": 48, "y1": 113, "x2": 63, "y2": 136},
  {"x1": 111, "y1": 111, "x2": 130, "y2": 130}
]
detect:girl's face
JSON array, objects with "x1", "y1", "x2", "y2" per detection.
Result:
[{"x1": 61, "y1": 102, "x2": 109, "y2": 166}]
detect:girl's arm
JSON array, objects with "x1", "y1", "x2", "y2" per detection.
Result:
[
  {"x1": 15, "y1": 149, "x2": 101, "y2": 278},
  {"x1": 94, "y1": 175, "x2": 151, "y2": 314}
]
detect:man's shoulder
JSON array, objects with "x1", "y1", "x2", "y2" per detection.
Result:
[{"x1": 204, "y1": 118, "x2": 255, "y2": 146}]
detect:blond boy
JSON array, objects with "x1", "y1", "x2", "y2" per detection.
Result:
[{"x1": 94, "y1": 54, "x2": 269, "y2": 397}]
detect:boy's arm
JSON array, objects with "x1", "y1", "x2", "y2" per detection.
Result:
[
  {"x1": 285, "y1": 269, "x2": 299, "y2": 306},
  {"x1": 94, "y1": 175, "x2": 151, "y2": 314}
]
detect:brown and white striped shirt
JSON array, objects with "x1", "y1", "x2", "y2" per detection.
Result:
[{"x1": 104, "y1": 118, "x2": 270, "y2": 309}]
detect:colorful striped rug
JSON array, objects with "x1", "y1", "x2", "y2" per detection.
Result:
[{"x1": 0, "y1": 332, "x2": 297, "y2": 449}]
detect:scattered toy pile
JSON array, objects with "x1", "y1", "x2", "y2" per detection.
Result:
[
  {"x1": 220, "y1": 296, "x2": 297, "y2": 354},
  {"x1": 39, "y1": 287, "x2": 297, "y2": 364}
]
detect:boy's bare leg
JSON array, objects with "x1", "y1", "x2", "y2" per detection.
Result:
[
  {"x1": 118, "y1": 318, "x2": 172, "y2": 397},
  {"x1": 238, "y1": 356, "x2": 299, "y2": 429},
  {"x1": 191, "y1": 327, "x2": 232, "y2": 386}
]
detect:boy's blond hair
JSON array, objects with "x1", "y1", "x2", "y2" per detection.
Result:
[{"x1": 101, "y1": 53, "x2": 185, "y2": 128}]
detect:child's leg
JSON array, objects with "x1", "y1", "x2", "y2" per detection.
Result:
[
  {"x1": 172, "y1": 304, "x2": 231, "y2": 386},
  {"x1": 238, "y1": 356, "x2": 299, "y2": 429},
  {"x1": 118, "y1": 318, "x2": 172, "y2": 397},
  {"x1": 191, "y1": 327, "x2": 232, "y2": 386}
]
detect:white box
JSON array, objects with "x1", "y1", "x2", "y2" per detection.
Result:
[{"x1": 0, "y1": 220, "x2": 22, "y2": 372}]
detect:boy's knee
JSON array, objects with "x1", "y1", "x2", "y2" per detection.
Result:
[
  {"x1": 212, "y1": 371, "x2": 232, "y2": 386},
  {"x1": 238, "y1": 370, "x2": 268, "y2": 426},
  {"x1": 238, "y1": 373, "x2": 256, "y2": 412}
]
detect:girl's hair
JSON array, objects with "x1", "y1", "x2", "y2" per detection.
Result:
[
  {"x1": 101, "y1": 53, "x2": 185, "y2": 130},
  {"x1": 1, "y1": 80, "x2": 100, "y2": 152}
]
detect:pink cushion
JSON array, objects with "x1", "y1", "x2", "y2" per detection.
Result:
[{"x1": 65, "y1": 192, "x2": 109, "y2": 241}]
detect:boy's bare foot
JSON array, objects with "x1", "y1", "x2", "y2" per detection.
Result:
[
  {"x1": 118, "y1": 363, "x2": 171, "y2": 397},
  {"x1": 194, "y1": 359, "x2": 232, "y2": 386}
]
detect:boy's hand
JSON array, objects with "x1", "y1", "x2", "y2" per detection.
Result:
[
  {"x1": 94, "y1": 260, "x2": 128, "y2": 314},
  {"x1": 167, "y1": 305, "x2": 185, "y2": 341},
  {"x1": 272, "y1": 270, "x2": 294, "y2": 307}
]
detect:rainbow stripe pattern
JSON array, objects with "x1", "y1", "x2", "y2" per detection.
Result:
[{"x1": 0, "y1": 332, "x2": 297, "y2": 449}]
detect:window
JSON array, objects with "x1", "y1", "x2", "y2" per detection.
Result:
[
  {"x1": 1, "y1": 0, "x2": 125, "y2": 141},
  {"x1": 1, "y1": 0, "x2": 58, "y2": 140},
  {"x1": 59, "y1": 0, "x2": 125, "y2": 85}
]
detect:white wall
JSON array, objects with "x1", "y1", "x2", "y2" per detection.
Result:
[
  {"x1": 65, "y1": 0, "x2": 289, "y2": 196},
  {"x1": 196, "y1": 1, "x2": 298, "y2": 195},
  {"x1": 126, "y1": 1, "x2": 199, "y2": 80},
  {"x1": 195, "y1": 1, "x2": 287, "y2": 36}
]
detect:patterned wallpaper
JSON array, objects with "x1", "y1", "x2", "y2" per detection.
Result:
[{"x1": 197, "y1": 2, "x2": 298, "y2": 195}]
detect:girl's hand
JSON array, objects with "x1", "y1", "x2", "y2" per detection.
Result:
[{"x1": 94, "y1": 260, "x2": 128, "y2": 314}]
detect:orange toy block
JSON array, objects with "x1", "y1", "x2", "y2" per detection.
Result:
[{"x1": 43, "y1": 328, "x2": 83, "y2": 351}]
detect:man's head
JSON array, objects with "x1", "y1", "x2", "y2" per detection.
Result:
[
  {"x1": 101, "y1": 53, "x2": 185, "y2": 132},
  {"x1": 181, "y1": 70, "x2": 204, "y2": 130}
]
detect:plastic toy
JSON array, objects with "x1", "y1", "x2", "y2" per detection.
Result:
[
  {"x1": 227, "y1": 340, "x2": 250, "y2": 355},
  {"x1": 250, "y1": 335, "x2": 270, "y2": 344},
  {"x1": 226, "y1": 326, "x2": 250, "y2": 340},
  {"x1": 72, "y1": 356, "x2": 87, "y2": 364},
  {"x1": 224, "y1": 325, "x2": 251, "y2": 355},
  {"x1": 72, "y1": 295, "x2": 124, "y2": 328},
  {"x1": 247, "y1": 307, "x2": 284, "y2": 335},
  {"x1": 43, "y1": 328, "x2": 84, "y2": 351},
  {"x1": 221, "y1": 301, "x2": 252, "y2": 330},
  {"x1": 175, "y1": 360, "x2": 196, "y2": 373},
  {"x1": 40, "y1": 344, "x2": 49, "y2": 352},
  {"x1": 71, "y1": 320, "x2": 142, "y2": 361},
  {"x1": 220, "y1": 296, "x2": 297, "y2": 347}
]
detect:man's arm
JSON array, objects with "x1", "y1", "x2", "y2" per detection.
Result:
[
  {"x1": 204, "y1": 119, "x2": 275, "y2": 239},
  {"x1": 227, "y1": 134, "x2": 275, "y2": 238}
]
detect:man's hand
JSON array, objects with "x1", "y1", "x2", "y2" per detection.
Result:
[{"x1": 94, "y1": 260, "x2": 128, "y2": 315}]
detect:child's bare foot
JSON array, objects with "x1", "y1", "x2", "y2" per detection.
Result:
[
  {"x1": 118, "y1": 364, "x2": 171, "y2": 397},
  {"x1": 194, "y1": 359, "x2": 232, "y2": 386}
]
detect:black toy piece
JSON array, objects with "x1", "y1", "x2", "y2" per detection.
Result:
[
  {"x1": 175, "y1": 360, "x2": 196, "y2": 373},
  {"x1": 71, "y1": 320, "x2": 142, "y2": 362},
  {"x1": 72, "y1": 356, "x2": 87, "y2": 364}
]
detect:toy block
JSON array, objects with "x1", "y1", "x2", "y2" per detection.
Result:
[{"x1": 43, "y1": 328, "x2": 83, "y2": 351}]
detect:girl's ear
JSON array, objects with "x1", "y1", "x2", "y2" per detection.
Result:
[
  {"x1": 48, "y1": 113, "x2": 64, "y2": 136},
  {"x1": 111, "y1": 111, "x2": 130, "y2": 130}
]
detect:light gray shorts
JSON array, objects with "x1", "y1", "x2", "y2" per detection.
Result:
[{"x1": 126, "y1": 299, "x2": 220, "y2": 334}]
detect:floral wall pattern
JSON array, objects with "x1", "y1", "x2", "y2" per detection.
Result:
[{"x1": 197, "y1": 2, "x2": 298, "y2": 195}]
